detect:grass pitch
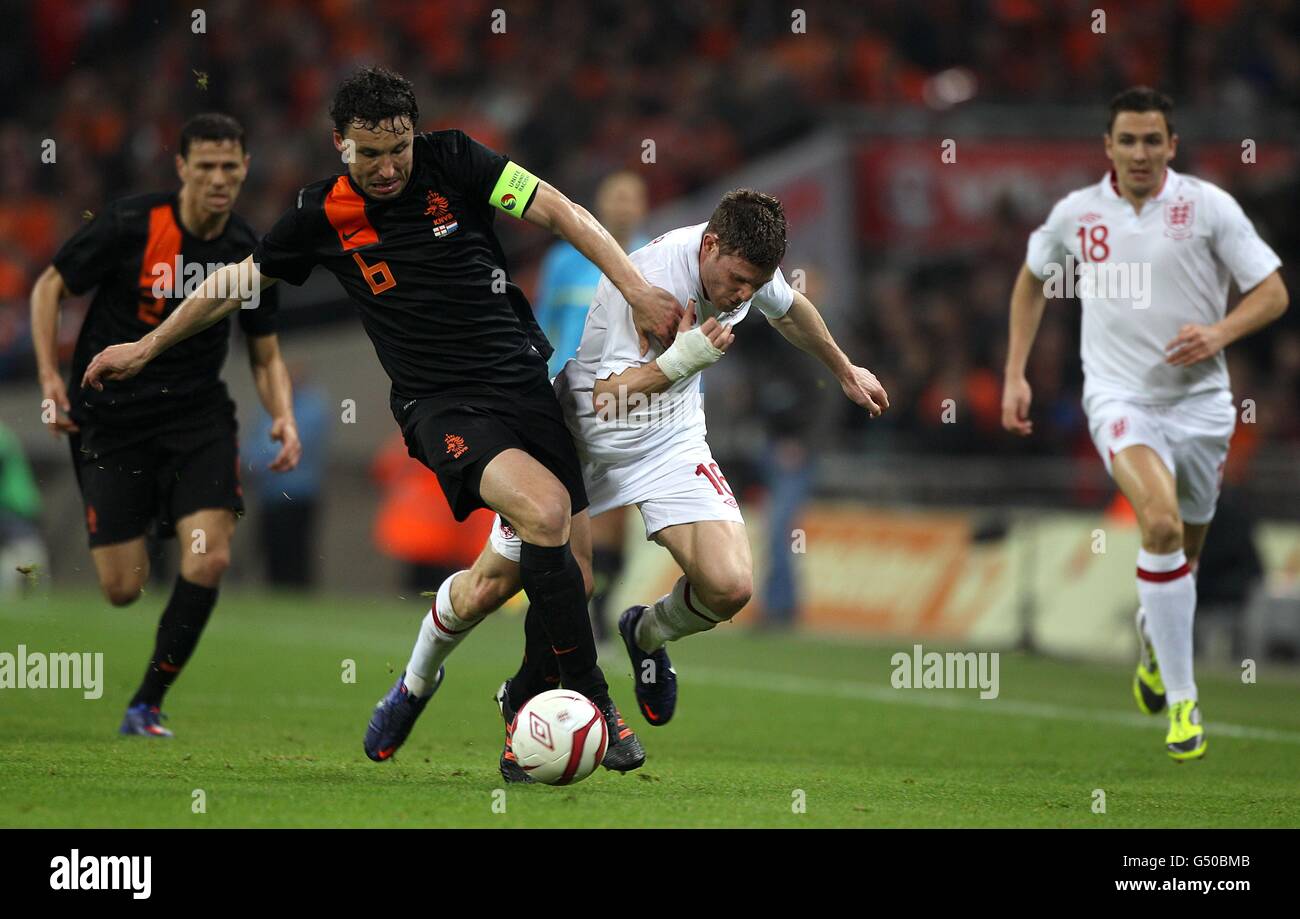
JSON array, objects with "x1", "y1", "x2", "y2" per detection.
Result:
[{"x1": 2, "y1": 590, "x2": 1298, "y2": 828}]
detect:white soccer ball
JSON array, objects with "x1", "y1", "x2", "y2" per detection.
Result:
[{"x1": 511, "y1": 689, "x2": 608, "y2": 785}]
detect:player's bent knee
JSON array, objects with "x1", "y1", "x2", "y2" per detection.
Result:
[
  {"x1": 701, "y1": 574, "x2": 752, "y2": 619},
  {"x1": 465, "y1": 574, "x2": 514, "y2": 618},
  {"x1": 102, "y1": 577, "x2": 145, "y2": 607},
  {"x1": 516, "y1": 495, "x2": 571, "y2": 546},
  {"x1": 183, "y1": 550, "x2": 231, "y2": 587},
  {"x1": 1143, "y1": 514, "x2": 1183, "y2": 554}
]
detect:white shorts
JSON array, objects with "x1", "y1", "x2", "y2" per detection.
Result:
[
  {"x1": 489, "y1": 441, "x2": 744, "y2": 562},
  {"x1": 1084, "y1": 388, "x2": 1236, "y2": 525}
]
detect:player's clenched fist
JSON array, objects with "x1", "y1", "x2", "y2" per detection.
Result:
[
  {"x1": 1001, "y1": 375, "x2": 1033, "y2": 436},
  {"x1": 267, "y1": 416, "x2": 303, "y2": 472},
  {"x1": 839, "y1": 364, "x2": 889, "y2": 418},
  {"x1": 39, "y1": 374, "x2": 79, "y2": 436},
  {"x1": 82, "y1": 340, "x2": 150, "y2": 391},
  {"x1": 657, "y1": 299, "x2": 732, "y2": 381},
  {"x1": 1164, "y1": 323, "x2": 1226, "y2": 367},
  {"x1": 680, "y1": 298, "x2": 735, "y2": 353},
  {"x1": 630, "y1": 284, "x2": 686, "y2": 354}
]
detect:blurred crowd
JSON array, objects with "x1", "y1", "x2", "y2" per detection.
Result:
[{"x1": 3, "y1": 0, "x2": 1299, "y2": 460}]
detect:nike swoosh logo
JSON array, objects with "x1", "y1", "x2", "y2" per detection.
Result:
[{"x1": 342, "y1": 227, "x2": 362, "y2": 241}]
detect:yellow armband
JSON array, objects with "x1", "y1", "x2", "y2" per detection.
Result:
[{"x1": 489, "y1": 162, "x2": 539, "y2": 217}]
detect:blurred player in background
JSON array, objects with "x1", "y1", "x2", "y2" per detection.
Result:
[
  {"x1": 377, "y1": 190, "x2": 889, "y2": 781},
  {"x1": 0, "y1": 420, "x2": 45, "y2": 600},
  {"x1": 247, "y1": 363, "x2": 330, "y2": 590},
  {"x1": 1002, "y1": 87, "x2": 1288, "y2": 761},
  {"x1": 534, "y1": 170, "x2": 649, "y2": 644},
  {"x1": 30, "y1": 113, "x2": 302, "y2": 737},
  {"x1": 82, "y1": 67, "x2": 685, "y2": 775}
]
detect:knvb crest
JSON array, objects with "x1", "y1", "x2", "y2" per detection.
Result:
[
  {"x1": 1164, "y1": 199, "x2": 1194, "y2": 240},
  {"x1": 444, "y1": 433, "x2": 468, "y2": 459},
  {"x1": 425, "y1": 190, "x2": 459, "y2": 238}
]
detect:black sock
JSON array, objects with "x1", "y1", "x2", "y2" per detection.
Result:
[
  {"x1": 129, "y1": 576, "x2": 219, "y2": 708},
  {"x1": 507, "y1": 605, "x2": 561, "y2": 711},
  {"x1": 589, "y1": 547, "x2": 623, "y2": 643},
  {"x1": 518, "y1": 541, "x2": 608, "y2": 701}
]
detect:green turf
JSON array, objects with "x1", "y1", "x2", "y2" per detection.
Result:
[{"x1": 2, "y1": 590, "x2": 1298, "y2": 827}]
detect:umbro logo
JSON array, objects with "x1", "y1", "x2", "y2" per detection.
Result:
[{"x1": 1079, "y1": 212, "x2": 1103, "y2": 223}]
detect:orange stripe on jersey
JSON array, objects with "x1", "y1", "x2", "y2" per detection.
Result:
[
  {"x1": 324, "y1": 176, "x2": 378, "y2": 251},
  {"x1": 136, "y1": 203, "x2": 182, "y2": 326}
]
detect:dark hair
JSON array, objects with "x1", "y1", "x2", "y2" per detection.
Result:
[
  {"x1": 704, "y1": 189, "x2": 787, "y2": 272},
  {"x1": 330, "y1": 66, "x2": 419, "y2": 135},
  {"x1": 179, "y1": 112, "x2": 245, "y2": 158},
  {"x1": 1108, "y1": 86, "x2": 1175, "y2": 136}
]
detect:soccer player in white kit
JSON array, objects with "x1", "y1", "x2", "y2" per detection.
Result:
[
  {"x1": 1002, "y1": 88, "x2": 1289, "y2": 762},
  {"x1": 373, "y1": 189, "x2": 889, "y2": 780}
]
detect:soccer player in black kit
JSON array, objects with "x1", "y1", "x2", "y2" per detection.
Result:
[
  {"x1": 84, "y1": 67, "x2": 684, "y2": 775},
  {"x1": 32, "y1": 113, "x2": 302, "y2": 737}
]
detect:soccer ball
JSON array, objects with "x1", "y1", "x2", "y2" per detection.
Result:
[{"x1": 510, "y1": 689, "x2": 608, "y2": 785}]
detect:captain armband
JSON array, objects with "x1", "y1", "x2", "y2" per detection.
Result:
[{"x1": 489, "y1": 162, "x2": 539, "y2": 217}]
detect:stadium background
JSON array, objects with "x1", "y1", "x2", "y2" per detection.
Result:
[{"x1": 1, "y1": 0, "x2": 1298, "y2": 667}]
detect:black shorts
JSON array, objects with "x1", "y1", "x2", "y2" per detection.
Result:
[
  {"x1": 69, "y1": 409, "x2": 243, "y2": 548},
  {"x1": 394, "y1": 374, "x2": 588, "y2": 523}
]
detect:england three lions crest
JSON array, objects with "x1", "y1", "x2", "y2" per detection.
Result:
[{"x1": 1163, "y1": 199, "x2": 1195, "y2": 240}]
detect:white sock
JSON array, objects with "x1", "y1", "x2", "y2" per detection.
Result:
[
  {"x1": 635, "y1": 576, "x2": 722, "y2": 652},
  {"x1": 1136, "y1": 548, "x2": 1197, "y2": 705},
  {"x1": 404, "y1": 571, "x2": 476, "y2": 697}
]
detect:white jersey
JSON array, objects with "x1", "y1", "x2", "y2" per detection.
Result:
[
  {"x1": 554, "y1": 222, "x2": 794, "y2": 463},
  {"x1": 1026, "y1": 167, "x2": 1281, "y2": 404}
]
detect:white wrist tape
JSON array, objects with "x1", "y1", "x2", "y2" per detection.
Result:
[{"x1": 656, "y1": 327, "x2": 725, "y2": 382}]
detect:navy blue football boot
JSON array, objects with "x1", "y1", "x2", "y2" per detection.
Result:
[
  {"x1": 619, "y1": 605, "x2": 678, "y2": 727},
  {"x1": 364, "y1": 667, "x2": 443, "y2": 762},
  {"x1": 119, "y1": 703, "x2": 173, "y2": 738}
]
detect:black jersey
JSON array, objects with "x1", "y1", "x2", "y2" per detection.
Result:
[
  {"x1": 252, "y1": 130, "x2": 552, "y2": 408},
  {"x1": 54, "y1": 191, "x2": 279, "y2": 430}
]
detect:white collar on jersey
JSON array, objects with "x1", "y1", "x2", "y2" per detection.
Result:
[{"x1": 1101, "y1": 165, "x2": 1178, "y2": 203}]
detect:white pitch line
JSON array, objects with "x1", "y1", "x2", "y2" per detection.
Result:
[{"x1": 686, "y1": 667, "x2": 1300, "y2": 746}]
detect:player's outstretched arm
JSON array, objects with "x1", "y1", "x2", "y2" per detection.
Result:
[
  {"x1": 767, "y1": 290, "x2": 889, "y2": 418},
  {"x1": 82, "y1": 255, "x2": 277, "y2": 391},
  {"x1": 1002, "y1": 263, "x2": 1048, "y2": 436},
  {"x1": 591, "y1": 299, "x2": 733, "y2": 410},
  {"x1": 247, "y1": 333, "x2": 302, "y2": 472},
  {"x1": 524, "y1": 181, "x2": 683, "y2": 353},
  {"x1": 1165, "y1": 270, "x2": 1288, "y2": 367},
  {"x1": 29, "y1": 264, "x2": 79, "y2": 436}
]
